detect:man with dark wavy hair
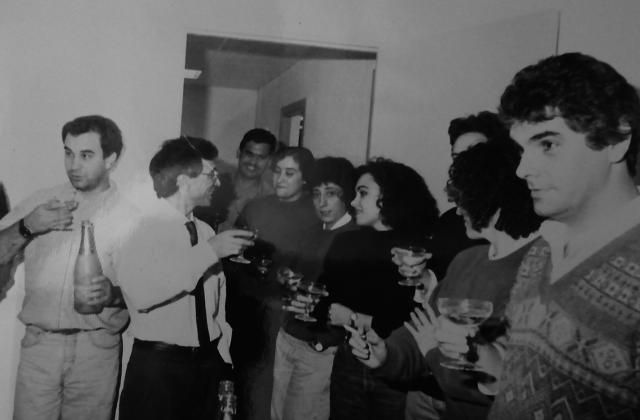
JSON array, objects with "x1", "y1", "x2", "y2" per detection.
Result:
[{"x1": 464, "y1": 53, "x2": 640, "y2": 419}]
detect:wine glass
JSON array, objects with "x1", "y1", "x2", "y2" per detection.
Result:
[
  {"x1": 256, "y1": 257, "x2": 273, "y2": 277},
  {"x1": 280, "y1": 269, "x2": 304, "y2": 310},
  {"x1": 396, "y1": 246, "x2": 429, "y2": 286},
  {"x1": 229, "y1": 226, "x2": 258, "y2": 264},
  {"x1": 436, "y1": 297, "x2": 493, "y2": 371},
  {"x1": 294, "y1": 282, "x2": 328, "y2": 322}
]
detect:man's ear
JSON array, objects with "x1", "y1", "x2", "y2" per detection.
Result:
[
  {"x1": 104, "y1": 153, "x2": 118, "y2": 171},
  {"x1": 608, "y1": 123, "x2": 632, "y2": 164}
]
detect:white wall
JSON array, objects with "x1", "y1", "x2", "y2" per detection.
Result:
[
  {"x1": 2, "y1": 0, "x2": 640, "y2": 416},
  {"x1": 256, "y1": 59, "x2": 375, "y2": 165},
  {"x1": 181, "y1": 85, "x2": 258, "y2": 164},
  {"x1": 205, "y1": 87, "x2": 258, "y2": 164}
]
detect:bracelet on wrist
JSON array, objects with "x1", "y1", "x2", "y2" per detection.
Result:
[{"x1": 18, "y1": 218, "x2": 34, "y2": 240}]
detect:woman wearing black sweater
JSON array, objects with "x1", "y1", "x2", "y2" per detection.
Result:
[{"x1": 322, "y1": 158, "x2": 439, "y2": 419}]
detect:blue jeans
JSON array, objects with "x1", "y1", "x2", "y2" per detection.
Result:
[
  {"x1": 14, "y1": 326, "x2": 121, "y2": 420},
  {"x1": 271, "y1": 330, "x2": 337, "y2": 420},
  {"x1": 330, "y1": 344, "x2": 406, "y2": 420}
]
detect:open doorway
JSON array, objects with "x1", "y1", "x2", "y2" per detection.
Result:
[{"x1": 180, "y1": 34, "x2": 377, "y2": 168}]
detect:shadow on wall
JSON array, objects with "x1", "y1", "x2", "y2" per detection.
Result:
[{"x1": 0, "y1": 182, "x2": 15, "y2": 302}]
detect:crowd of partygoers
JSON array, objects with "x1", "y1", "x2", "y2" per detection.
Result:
[{"x1": 0, "y1": 51, "x2": 639, "y2": 420}]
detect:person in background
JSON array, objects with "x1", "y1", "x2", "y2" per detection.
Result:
[
  {"x1": 320, "y1": 158, "x2": 439, "y2": 419},
  {"x1": 229, "y1": 146, "x2": 318, "y2": 420},
  {"x1": 271, "y1": 156, "x2": 357, "y2": 420},
  {"x1": 218, "y1": 128, "x2": 277, "y2": 231},
  {"x1": 0, "y1": 115, "x2": 137, "y2": 420},
  {"x1": 116, "y1": 137, "x2": 251, "y2": 419},
  {"x1": 472, "y1": 52, "x2": 640, "y2": 419},
  {"x1": 350, "y1": 140, "x2": 542, "y2": 420},
  {"x1": 428, "y1": 111, "x2": 511, "y2": 280},
  {"x1": 404, "y1": 110, "x2": 512, "y2": 420}
]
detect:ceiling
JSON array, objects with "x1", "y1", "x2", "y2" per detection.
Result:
[{"x1": 184, "y1": 34, "x2": 376, "y2": 90}]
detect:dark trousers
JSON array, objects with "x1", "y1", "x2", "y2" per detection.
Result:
[
  {"x1": 330, "y1": 344, "x2": 407, "y2": 420},
  {"x1": 119, "y1": 339, "x2": 230, "y2": 420}
]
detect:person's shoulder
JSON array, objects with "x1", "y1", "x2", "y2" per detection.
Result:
[{"x1": 450, "y1": 244, "x2": 490, "y2": 266}]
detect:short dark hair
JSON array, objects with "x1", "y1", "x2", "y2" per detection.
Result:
[
  {"x1": 448, "y1": 111, "x2": 511, "y2": 147},
  {"x1": 310, "y1": 157, "x2": 356, "y2": 206},
  {"x1": 446, "y1": 141, "x2": 543, "y2": 239},
  {"x1": 61, "y1": 115, "x2": 123, "y2": 159},
  {"x1": 149, "y1": 137, "x2": 217, "y2": 198},
  {"x1": 273, "y1": 146, "x2": 315, "y2": 187},
  {"x1": 239, "y1": 128, "x2": 277, "y2": 153},
  {"x1": 355, "y1": 158, "x2": 439, "y2": 236},
  {"x1": 499, "y1": 52, "x2": 640, "y2": 175}
]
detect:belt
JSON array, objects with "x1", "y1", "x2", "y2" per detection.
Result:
[
  {"x1": 32, "y1": 327, "x2": 98, "y2": 335},
  {"x1": 133, "y1": 338, "x2": 220, "y2": 357}
]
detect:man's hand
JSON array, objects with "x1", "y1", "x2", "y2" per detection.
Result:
[
  {"x1": 24, "y1": 199, "x2": 76, "y2": 234},
  {"x1": 74, "y1": 275, "x2": 114, "y2": 308},
  {"x1": 207, "y1": 229, "x2": 254, "y2": 259},
  {"x1": 348, "y1": 326, "x2": 388, "y2": 368},
  {"x1": 405, "y1": 304, "x2": 439, "y2": 356}
]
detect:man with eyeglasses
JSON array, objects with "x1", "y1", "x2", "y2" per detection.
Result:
[
  {"x1": 116, "y1": 136, "x2": 255, "y2": 419},
  {"x1": 218, "y1": 128, "x2": 277, "y2": 231}
]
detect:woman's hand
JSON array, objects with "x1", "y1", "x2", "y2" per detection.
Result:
[
  {"x1": 404, "y1": 304, "x2": 439, "y2": 356},
  {"x1": 347, "y1": 326, "x2": 388, "y2": 369},
  {"x1": 434, "y1": 316, "x2": 477, "y2": 360},
  {"x1": 328, "y1": 303, "x2": 353, "y2": 325}
]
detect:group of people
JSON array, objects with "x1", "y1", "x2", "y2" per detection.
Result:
[{"x1": 0, "y1": 51, "x2": 638, "y2": 420}]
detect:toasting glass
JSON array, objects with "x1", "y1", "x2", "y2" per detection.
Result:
[{"x1": 437, "y1": 297, "x2": 493, "y2": 371}]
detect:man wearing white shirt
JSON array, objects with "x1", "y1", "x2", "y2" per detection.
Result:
[
  {"x1": 480, "y1": 53, "x2": 640, "y2": 419},
  {"x1": 116, "y1": 137, "x2": 253, "y2": 420},
  {"x1": 0, "y1": 115, "x2": 137, "y2": 420}
]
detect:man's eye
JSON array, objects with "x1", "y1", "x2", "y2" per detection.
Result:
[{"x1": 541, "y1": 140, "x2": 556, "y2": 152}]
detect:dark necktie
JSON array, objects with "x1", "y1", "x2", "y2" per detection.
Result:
[{"x1": 185, "y1": 221, "x2": 211, "y2": 346}]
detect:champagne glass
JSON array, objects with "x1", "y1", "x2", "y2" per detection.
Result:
[
  {"x1": 256, "y1": 257, "x2": 273, "y2": 277},
  {"x1": 396, "y1": 246, "x2": 429, "y2": 286},
  {"x1": 437, "y1": 297, "x2": 493, "y2": 371},
  {"x1": 280, "y1": 269, "x2": 304, "y2": 311},
  {"x1": 54, "y1": 190, "x2": 79, "y2": 231},
  {"x1": 229, "y1": 226, "x2": 258, "y2": 264},
  {"x1": 294, "y1": 282, "x2": 328, "y2": 322}
]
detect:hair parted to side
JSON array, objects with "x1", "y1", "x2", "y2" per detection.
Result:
[
  {"x1": 61, "y1": 115, "x2": 123, "y2": 159},
  {"x1": 309, "y1": 156, "x2": 356, "y2": 206},
  {"x1": 499, "y1": 52, "x2": 640, "y2": 176},
  {"x1": 446, "y1": 141, "x2": 543, "y2": 239},
  {"x1": 448, "y1": 111, "x2": 511, "y2": 146},
  {"x1": 355, "y1": 158, "x2": 439, "y2": 237},
  {"x1": 239, "y1": 128, "x2": 277, "y2": 153},
  {"x1": 148, "y1": 136, "x2": 218, "y2": 198}
]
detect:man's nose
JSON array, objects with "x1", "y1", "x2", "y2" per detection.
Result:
[{"x1": 516, "y1": 150, "x2": 533, "y2": 179}]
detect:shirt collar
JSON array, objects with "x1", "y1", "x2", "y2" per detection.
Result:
[{"x1": 324, "y1": 212, "x2": 352, "y2": 231}]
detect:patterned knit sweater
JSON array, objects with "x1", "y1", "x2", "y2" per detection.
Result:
[{"x1": 489, "y1": 224, "x2": 640, "y2": 420}]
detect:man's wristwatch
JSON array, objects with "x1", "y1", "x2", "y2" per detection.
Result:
[{"x1": 18, "y1": 218, "x2": 34, "y2": 239}]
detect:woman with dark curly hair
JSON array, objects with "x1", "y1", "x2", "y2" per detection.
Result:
[
  {"x1": 348, "y1": 140, "x2": 543, "y2": 420},
  {"x1": 317, "y1": 158, "x2": 438, "y2": 419}
]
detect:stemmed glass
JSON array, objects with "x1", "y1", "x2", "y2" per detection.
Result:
[
  {"x1": 395, "y1": 246, "x2": 429, "y2": 286},
  {"x1": 229, "y1": 226, "x2": 258, "y2": 264},
  {"x1": 280, "y1": 268, "x2": 304, "y2": 310},
  {"x1": 436, "y1": 297, "x2": 493, "y2": 371},
  {"x1": 294, "y1": 282, "x2": 328, "y2": 322}
]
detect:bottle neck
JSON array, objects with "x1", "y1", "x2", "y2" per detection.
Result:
[{"x1": 78, "y1": 222, "x2": 96, "y2": 254}]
